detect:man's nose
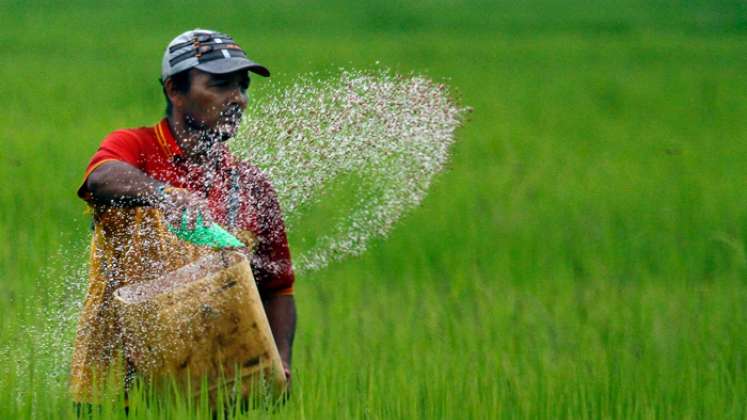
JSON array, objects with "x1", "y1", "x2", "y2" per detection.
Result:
[{"x1": 230, "y1": 88, "x2": 248, "y2": 109}]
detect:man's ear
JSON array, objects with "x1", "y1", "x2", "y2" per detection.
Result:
[{"x1": 164, "y1": 78, "x2": 185, "y2": 109}]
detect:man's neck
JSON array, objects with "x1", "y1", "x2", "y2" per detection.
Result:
[
  {"x1": 166, "y1": 115, "x2": 188, "y2": 152},
  {"x1": 167, "y1": 115, "x2": 232, "y2": 170},
  {"x1": 167, "y1": 115, "x2": 208, "y2": 164}
]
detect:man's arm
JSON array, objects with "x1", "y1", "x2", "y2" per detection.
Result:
[
  {"x1": 85, "y1": 161, "x2": 164, "y2": 205},
  {"x1": 86, "y1": 161, "x2": 211, "y2": 226},
  {"x1": 263, "y1": 295, "x2": 296, "y2": 378},
  {"x1": 244, "y1": 166, "x2": 297, "y2": 380}
]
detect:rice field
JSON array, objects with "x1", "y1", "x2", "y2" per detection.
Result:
[{"x1": 1, "y1": 1, "x2": 746, "y2": 418}]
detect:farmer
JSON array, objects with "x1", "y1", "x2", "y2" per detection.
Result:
[{"x1": 70, "y1": 29, "x2": 296, "y2": 403}]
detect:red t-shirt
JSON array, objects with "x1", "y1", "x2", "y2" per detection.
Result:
[{"x1": 78, "y1": 118, "x2": 294, "y2": 296}]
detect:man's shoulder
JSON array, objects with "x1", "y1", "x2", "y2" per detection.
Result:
[
  {"x1": 232, "y1": 159, "x2": 262, "y2": 177},
  {"x1": 104, "y1": 125, "x2": 156, "y2": 143},
  {"x1": 226, "y1": 155, "x2": 276, "y2": 192},
  {"x1": 98, "y1": 124, "x2": 162, "y2": 158},
  {"x1": 224, "y1": 151, "x2": 262, "y2": 178}
]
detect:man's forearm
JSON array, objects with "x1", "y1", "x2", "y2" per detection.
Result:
[
  {"x1": 86, "y1": 161, "x2": 164, "y2": 206},
  {"x1": 263, "y1": 294, "x2": 296, "y2": 370}
]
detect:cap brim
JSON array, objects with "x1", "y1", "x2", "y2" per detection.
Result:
[{"x1": 195, "y1": 57, "x2": 270, "y2": 77}]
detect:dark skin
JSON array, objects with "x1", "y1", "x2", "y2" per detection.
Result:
[{"x1": 86, "y1": 68, "x2": 296, "y2": 381}]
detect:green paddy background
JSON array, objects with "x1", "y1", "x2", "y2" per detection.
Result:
[{"x1": 1, "y1": 0, "x2": 746, "y2": 418}]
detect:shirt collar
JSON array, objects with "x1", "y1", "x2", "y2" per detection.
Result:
[{"x1": 155, "y1": 118, "x2": 184, "y2": 158}]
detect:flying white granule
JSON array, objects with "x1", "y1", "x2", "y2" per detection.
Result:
[{"x1": 232, "y1": 69, "x2": 469, "y2": 272}]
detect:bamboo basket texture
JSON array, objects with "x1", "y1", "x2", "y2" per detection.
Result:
[{"x1": 113, "y1": 250, "x2": 287, "y2": 400}]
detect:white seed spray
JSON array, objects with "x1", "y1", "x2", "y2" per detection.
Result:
[{"x1": 232, "y1": 68, "x2": 468, "y2": 272}]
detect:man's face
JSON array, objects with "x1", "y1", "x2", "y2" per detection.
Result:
[{"x1": 178, "y1": 68, "x2": 250, "y2": 152}]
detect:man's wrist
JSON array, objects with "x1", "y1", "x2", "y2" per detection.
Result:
[{"x1": 150, "y1": 182, "x2": 170, "y2": 206}]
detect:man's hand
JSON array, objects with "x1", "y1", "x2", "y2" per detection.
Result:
[
  {"x1": 155, "y1": 187, "x2": 214, "y2": 230},
  {"x1": 263, "y1": 295, "x2": 296, "y2": 389}
]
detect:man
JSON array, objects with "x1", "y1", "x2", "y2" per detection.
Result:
[{"x1": 70, "y1": 29, "x2": 296, "y2": 403}]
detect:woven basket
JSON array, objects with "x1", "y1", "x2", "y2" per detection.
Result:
[{"x1": 113, "y1": 250, "x2": 287, "y2": 401}]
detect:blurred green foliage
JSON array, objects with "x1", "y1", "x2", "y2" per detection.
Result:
[{"x1": 0, "y1": 0, "x2": 746, "y2": 418}]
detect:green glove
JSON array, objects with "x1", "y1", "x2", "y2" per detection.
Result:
[{"x1": 167, "y1": 210, "x2": 244, "y2": 248}]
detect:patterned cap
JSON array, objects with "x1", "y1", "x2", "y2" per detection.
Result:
[{"x1": 161, "y1": 28, "x2": 270, "y2": 81}]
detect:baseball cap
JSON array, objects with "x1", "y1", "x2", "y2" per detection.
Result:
[{"x1": 161, "y1": 29, "x2": 270, "y2": 82}]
